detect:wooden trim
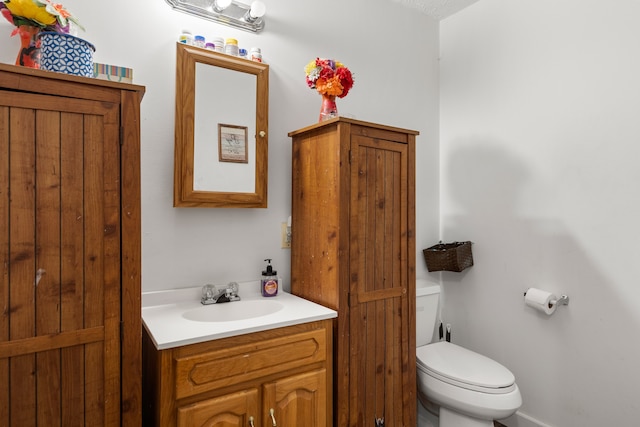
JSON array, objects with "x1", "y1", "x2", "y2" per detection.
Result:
[
  {"x1": 0, "y1": 327, "x2": 105, "y2": 358},
  {"x1": 0, "y1": 104, "x2": 8, "y2": 424},
  {"x1": 0, "y1": 63, "x2": 145, "y2": 102},
  {"x1": 121, "y1": 89, "x2": 143, "y2": 426},
  {"x1": 355, "y1": 287, "x2": 405, "y2": 304},
  {"x1": 287, "y1": 116, "x2": 419, "y2": 138},
  {"x1": 405, "y1": 132, "x2": 417, "y2": 427}
]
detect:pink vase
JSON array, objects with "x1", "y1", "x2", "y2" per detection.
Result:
[
  {"x1": 319, "y1": 94, "x2": 338, "y2": 122},
  {"x1": 15, "y1": 25, "x2": 41, "y2": 69}
]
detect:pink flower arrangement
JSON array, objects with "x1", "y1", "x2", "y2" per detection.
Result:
[{"x1": 305, "y1": 58, "x2": 354, "y2": 98}]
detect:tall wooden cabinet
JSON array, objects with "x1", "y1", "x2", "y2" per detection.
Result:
[
  {"x1": 289, "y1": 118, "x2": 418, "y2": 427},
  {"x1": 0, "y1": 64, "x2": 144, "y2": 426}
]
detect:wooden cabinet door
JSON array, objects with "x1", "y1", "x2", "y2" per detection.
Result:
[
  {"x1": 348, "y1": 134, "x2": 414, "y2": 426},
  {"x1": 262, "y1": 369, "x2": 327, "y2": 427},
  {"x1": 0, "y1": 90, "x2": 122, "y2": 426},
  {"x1": 177, "y1": 389, "x2": 259, "y2": 427}
]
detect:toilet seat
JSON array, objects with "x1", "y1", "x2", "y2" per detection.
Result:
[{"x1": 416, "y1": 341, "x2": 516, "y2": 394}]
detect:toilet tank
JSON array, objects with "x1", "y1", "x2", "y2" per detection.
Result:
[{"x1": 416, "y1": 280, "x2": 441, "y2": 347}]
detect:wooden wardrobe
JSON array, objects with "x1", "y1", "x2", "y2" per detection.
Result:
[
  {"x1": 289, "y1": 118, "x2": 418, "y2": 427},
  {"x1": 0, "y1": 64, "x2": 144, "y2": 426}
]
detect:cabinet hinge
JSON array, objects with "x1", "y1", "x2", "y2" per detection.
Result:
[
  {"x1": 120, "y1": 320, "x2": 124, "y2": 343},
  {"x1": 348, "y1": 149, "x2": 352, "y2": 164},
  {"x1": 120, "y1": 126, "x2": 124, "y2": 145}
]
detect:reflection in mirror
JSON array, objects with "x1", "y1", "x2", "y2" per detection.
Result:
[
  {"x1": 174, "y1": 43, "x2": 269, "y2": 207},
  {"x1": 194, "y1": 63, "x2": 256, "y2": 193}
]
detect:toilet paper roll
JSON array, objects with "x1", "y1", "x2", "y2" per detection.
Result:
[{"x1": 524, "y1": 288, "x2": 557, "y2": 315}]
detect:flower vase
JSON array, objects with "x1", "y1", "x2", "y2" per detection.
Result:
[
  {"x1": 319, "y1": 94, "x2": 338, "y2": 122},
  {"x1": 15, "y1": 25, "x2": 41, "y2": 69}
]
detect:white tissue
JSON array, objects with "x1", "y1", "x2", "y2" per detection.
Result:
[{"x1": 524, "y1": 288, "x2": 557, "y2": 315}]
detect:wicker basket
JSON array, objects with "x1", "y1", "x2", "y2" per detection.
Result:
[{"x1": 423, "y1": 241, "x2": 473, "y2": 272}]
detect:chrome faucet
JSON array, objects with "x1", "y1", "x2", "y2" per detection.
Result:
[{"x1": 201, "y1": 282, "x2": 241, "y2": 305}]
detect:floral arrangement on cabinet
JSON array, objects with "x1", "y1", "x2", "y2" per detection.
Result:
[
  {"x1": 305, "y1": 58, "x2": 354, "y2": 122},
  {"x1": 1, "y1": 0, "x2": 83, "y2": 32},
  {"x1": 1, "y1": 0, "x2": 83, "y2": 67}
]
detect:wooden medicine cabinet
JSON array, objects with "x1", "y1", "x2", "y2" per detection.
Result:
[{"x1": 173, "y1": 43, "x2": 269, "y2": 208}]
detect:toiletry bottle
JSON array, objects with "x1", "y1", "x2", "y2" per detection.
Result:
[
  {"x1": 178, "y1": 30, "x2": 193, "y2": 45},
  {"x1": 261, "y1": 259, "x2": 278, "y2": 297},
  {"x1": 211, "y1": 37, "x2": 224, "y2": 53},
  {"x1": 193, "y1": 35, "x2": 206, "y2": 48},
  {"x1": 249, "y1": 47, "x2": 262, "y2": 62},
  {"x1": 225, "y1": 38, "x2": 239, "y2": 56}
]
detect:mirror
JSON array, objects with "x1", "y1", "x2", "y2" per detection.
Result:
[{"x1": 173, "y1": 42, "x2": 269, "y2": 207}]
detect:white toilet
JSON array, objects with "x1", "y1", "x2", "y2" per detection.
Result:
[{"x1": 416, "y1": 281, "x2": 522, "y2": 427}]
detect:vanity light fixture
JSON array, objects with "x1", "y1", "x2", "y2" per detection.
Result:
[
  {"x1": 244, "y1": 0, "x2": 266, "y2": 23},
  {"x1": 164, "y1": 0, "x2": 267, "y2": 33}
]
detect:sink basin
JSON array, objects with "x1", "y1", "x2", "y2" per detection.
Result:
[{"x1": 182, "y1": 300, "x2": 284, "y2": 322}]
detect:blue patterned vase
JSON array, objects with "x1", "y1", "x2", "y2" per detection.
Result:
[{"x1": 37, "y1": 32, "x2": 95, "y2": 78}]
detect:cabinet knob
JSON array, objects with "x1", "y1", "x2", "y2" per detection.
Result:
[
  {"x1": 249, "y1": 416, "x2": 255, "y2": 427},
  {"x1": 269, "y1": 408, "x2": 277, "y2": 426}
]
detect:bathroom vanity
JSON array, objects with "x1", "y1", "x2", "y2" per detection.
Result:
[{"x1": 142, "y1": 285, "x2": 336, "y2": 427}]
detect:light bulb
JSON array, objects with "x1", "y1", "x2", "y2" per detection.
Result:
[
  {"x1": 213, "y1": 0, "x2": 232, "y2": 12},
  {"x1": 249, "y1": 0, "x2": 266, "y2": 19}
]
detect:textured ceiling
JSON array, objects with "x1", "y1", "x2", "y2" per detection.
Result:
[{"x1": 390, "y1": 0, "x2": 481, "y2": 20}]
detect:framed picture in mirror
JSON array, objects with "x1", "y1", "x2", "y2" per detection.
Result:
[{"x1": 218, "y1": 124, "x2": 248, "y2": 163}]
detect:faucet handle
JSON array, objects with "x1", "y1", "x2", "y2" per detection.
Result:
[
  {"x1": 201, "y1": 284, "x2": 217, "y2": 305},
  {"x1": 226, "y1": 282, "x2": 241, "y2": 301},
  {"x1": 227, "y1": 282, "x2": 239, "y2": 294},
  {"x1": 202, "y1": 284, "x2": 215, "y2": 298}
]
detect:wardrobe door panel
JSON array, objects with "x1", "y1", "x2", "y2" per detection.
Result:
[
  {"x1": 349, "y1": 135, "x2": 410, "y2": 426},
  {"x1": 0, "y1": 91, "x2": 121, "y2": 427}
]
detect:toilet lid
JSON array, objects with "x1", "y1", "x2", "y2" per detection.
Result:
[{"x1": 417, "y1": 341, "x2": 516, "y2": 393}]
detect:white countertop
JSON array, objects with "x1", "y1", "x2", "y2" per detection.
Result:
[{"x1": 142, "y1": 281, "x2": 337, "y2": 350}]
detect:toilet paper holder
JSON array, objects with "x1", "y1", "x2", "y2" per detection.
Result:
[
  {"x1": 551, "y1": 294, "x2": 570, "y2": 307},
  {"x1": 523, "y1": 290, "x2": 570, "y2": 308}
]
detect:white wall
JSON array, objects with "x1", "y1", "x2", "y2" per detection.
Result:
[
  {"x1": 7, "y1": 0, "x2": 640, "y2": 425},
  {"x1": 440, "y1": 1, "x2": 640, "y2": 426},
  {"x1": 8, "y1": 1, "x2": 640, "y2": 425},
  {"x1": 0, "y1": 0, "x2": 440, "y2": 292}
]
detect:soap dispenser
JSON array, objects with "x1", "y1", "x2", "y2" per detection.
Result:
[{"x1": 261, "y1": 258, "x2": 278, "y2": 297}]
